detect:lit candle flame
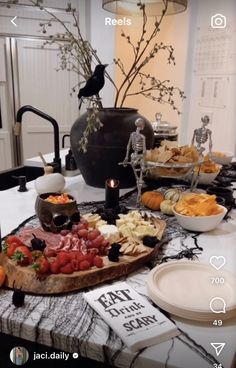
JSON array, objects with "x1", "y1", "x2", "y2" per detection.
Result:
[{"x1": 110, "y1": 179, "x2": 115, "y2": 188}]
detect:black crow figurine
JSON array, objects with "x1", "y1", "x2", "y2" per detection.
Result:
[{"x1": 78, "y1": 64, "x2": 108, "y2": 109}]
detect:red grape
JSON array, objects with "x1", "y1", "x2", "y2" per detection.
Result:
[
  {"x1": 87, "y1": 229, "x2": 101, "y2": 240},
  {"x1": 91, "y1": 235, "x2": 104, "y2": 248},
  {"x1": 78, "y1": 229, "x2": 88, "y2": 238}
]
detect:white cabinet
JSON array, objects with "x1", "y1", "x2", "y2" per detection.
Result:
[{"x1": 0, "y1": 2, "x2": 79, "y2": 169}]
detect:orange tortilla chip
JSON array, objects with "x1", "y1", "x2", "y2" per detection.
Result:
[{"x1": 175, "y1": 193, "x2": 223, "y2": 217}]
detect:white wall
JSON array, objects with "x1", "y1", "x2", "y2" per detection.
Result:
[
  {"x1": 181, "y1": 0, "x2": 236, "y2": 155},
  {"x1": 114, "y1": 5, "x2": 190, "y2": 128}
]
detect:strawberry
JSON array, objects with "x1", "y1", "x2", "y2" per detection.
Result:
[
  {"x1": 6, "y1": 236, "x2": 25, "y2": 257},
  {"x1": 56, "y1": 252, "x2": 71, "y2": 267},
  {"x1": 85, "y1": 252, "x2": 95, "y2": 265},
  {"x1": 71, "y1": 259, "x2": 80, "y2": 272},
  {"x1": 6, "y1": 235, "x2": 24, "y2": 247},
  {"x1": 31, "y1": 250, "x2": 43, "y2": 261},
  {"x1": 43, "y1": 248, "x2": 57, "y2": 258},
  {"x1": 76, "y1": 252, "x2": 88, "y2": 263},
  {"x1": 68, "y1": 251, "x2": 78, "y2": 260},
  {"x1": 60, "y1": 263, "x2": 74, "y2": 274},
  {"x1": 32, "y1": 257, "x2": 50, "y2": 275},
  {"x1": 12, "y1": 246, "x2": 32, "y2": 266},
  {"x1": 93, "y1": 255, "x2": 104, "y2": 268},
  {"x1": 50, "y1": 261, "x2": 60, "y2": 274},
  {"x1": 7, "y1": 242, "x2": 19, "y2": 258},
  {"x1": 79, "y1": 260, "x2": 90, "y2": 271}
]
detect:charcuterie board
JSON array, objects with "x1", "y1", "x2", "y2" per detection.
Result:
[{"x1": 0, "y1": 211, "x2": 166, "y2": 295}]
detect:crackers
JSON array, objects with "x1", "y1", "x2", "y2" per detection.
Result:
[{"x1": 146, "y1": 140, "x2": 199, "y2": 177}]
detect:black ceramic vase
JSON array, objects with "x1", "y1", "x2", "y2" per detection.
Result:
[{"x1": 70, "y1": 108, "x2": 154, "y2": 188}]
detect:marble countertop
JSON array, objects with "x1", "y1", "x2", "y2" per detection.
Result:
[{"x1": 0, "y1": 175, "x2": 236, "y2": 368}]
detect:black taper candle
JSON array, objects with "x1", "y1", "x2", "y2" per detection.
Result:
[{"x1": 105, "y1": 179, "x2": 120, "y2": 208}]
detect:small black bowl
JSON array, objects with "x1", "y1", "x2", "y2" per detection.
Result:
[
  {"x1": 230, "y1": 161, "x2": 236, "y2": 169},
  {"x1": 206, "y1": 186, "x2": 234, "y2": 205},
  {"x1": 213, "y1": 176, "x2": 232, "y2": 187},
  {"x1": 215, "y1": 196, "x2": 225, "y2": 206}
]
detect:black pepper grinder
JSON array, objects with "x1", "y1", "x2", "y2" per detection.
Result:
[
  {"x1": 65, "y1": 149, "x2": 77, "y2": 171},
  {"x1": 12, "y1": 175, "x2": 28, "y2": 192}
]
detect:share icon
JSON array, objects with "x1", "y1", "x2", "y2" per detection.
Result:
[{"x1": 210, "y1": 342, "x2": 226, "y2": 357}]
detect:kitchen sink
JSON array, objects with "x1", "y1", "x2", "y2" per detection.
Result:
[{"x1": 0, "y1": 165, "x2": 44, "y2": 191}]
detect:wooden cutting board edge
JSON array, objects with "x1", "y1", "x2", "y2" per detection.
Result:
[{"x1": 0, "y1": 245, "x2": 159, "y2": 295}]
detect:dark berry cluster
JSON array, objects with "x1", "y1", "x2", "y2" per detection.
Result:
[
  {"x1": 31, "y1": 234, "x2": 46, "y2": 251},
  {"x1": 143, "y1": 236, "x2": 159, "y2": 248},
  {"x1": 94, "y1": 205, "x2": 128, "y2": 225},
  {"x1": 108, "y1": 243, "x2": 121, "y2": 262}
]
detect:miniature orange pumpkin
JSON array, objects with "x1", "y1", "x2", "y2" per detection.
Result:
[
  {"x1": 0, "y1": 266, "x2": 6, "y2": 287},
  {"x1": 141, "y1": 191, "x2": 164, "y2": 210}
]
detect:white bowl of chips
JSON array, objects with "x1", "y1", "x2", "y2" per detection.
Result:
[
  {"x1": 197, "y1": 171, "x2": 220, "y2": 185},
  {"x1": 192, "y1": 160, "x2": 221, "y2": 185},
  {"x1": 211, "y1": 151, "x2": 233, "y2": 165},
  {"x1": 197, "y1": 172, "x2": 219, "y2": 185},
  {"x1": 173, "y1": 193, "x2": 227, "y2": 232}
]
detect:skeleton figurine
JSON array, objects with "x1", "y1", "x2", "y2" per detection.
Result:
[
  {"x1": 191, "y1": 115, "x2": 213, "y2": 157},
  {"x1": 120, "y1": 118, "x2": 146, "y2": 204},
  {"x1": 191, "y1": 115, "x2": 213, "y2": 190}
]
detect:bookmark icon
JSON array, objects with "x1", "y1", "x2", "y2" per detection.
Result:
[{"x1": 210, "y1": 342, "x2": 226, "y2": 357}]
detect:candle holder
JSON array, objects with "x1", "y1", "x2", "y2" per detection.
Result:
[{"x1": 105, "y1": 178, "x2": 120, "y2": 209}]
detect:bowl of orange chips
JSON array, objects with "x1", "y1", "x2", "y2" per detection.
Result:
[
  {"x1": 211, "y1": 151, "x2": 233, "y2": 165},
  {"x1": 173, "y1": 193, "x2": 227, "y2": 232},
  {"x1": 194, "y1": 159, "x2": 221, "y2": 185}
]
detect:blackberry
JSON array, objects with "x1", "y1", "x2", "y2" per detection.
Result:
[
  {"x1": 143, "y1": 236, "x2": 159, "y2": 248},
  {"x1": 31, "y1": 234, "x2": 46, "y2": 252},
  {"x1": 108, "y1": 243, "x2": 121, "y2": 262}
]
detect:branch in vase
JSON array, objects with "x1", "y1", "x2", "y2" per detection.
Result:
[
  {"x1": 125, "y1": 71, "x2": 186, "y2": 114},
  {"x1": 28, "y1": 0, "x2": 117, "y2": 95},
  {"x1": 114, "y1": 1, "x2": 168, "y2": 107}
]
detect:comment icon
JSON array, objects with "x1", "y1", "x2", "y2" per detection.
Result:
[{"x1": 210, "y1": 297, "x2": 226, "y2": 314}]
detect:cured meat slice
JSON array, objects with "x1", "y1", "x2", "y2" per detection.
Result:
[{"x1": 17, "y1": 227, "x2": 61, "y2": 250}]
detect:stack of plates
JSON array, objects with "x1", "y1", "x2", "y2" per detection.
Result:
[{"x1": 147, "y1": 261, "x2": 236, "y2": 321}]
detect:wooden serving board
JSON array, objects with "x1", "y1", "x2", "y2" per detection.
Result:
[{"x1": 0, "y1": 245, "x2": 160, "y2": 295}]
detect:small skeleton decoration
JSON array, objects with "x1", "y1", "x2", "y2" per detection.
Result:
[
  {"x1": 191, "y1": 115, "x2": 213, "y2": 190},
  {"x1": 120, "y1": 118, "x2": 146, "y2": 204},
  {"x1": 191, "y1": 115, "x2": 213, "y2": 157}
]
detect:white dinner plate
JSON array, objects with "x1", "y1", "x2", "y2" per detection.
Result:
[{"x1": 147, "y1": 261, "x2": 236, "y2": 321}]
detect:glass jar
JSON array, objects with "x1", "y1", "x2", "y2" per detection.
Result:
[{"x1": 152, "y1": 113, "x2": 178, "y2": 147}]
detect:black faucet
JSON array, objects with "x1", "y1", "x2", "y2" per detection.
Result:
[
  {"x1": 15, "y1": 105, "x2": 61, "y2": 173},
  {"x1": 62, "y1": 134, "x2": 70, "y2": 149}
]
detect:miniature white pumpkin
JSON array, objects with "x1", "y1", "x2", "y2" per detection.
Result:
[
  {"x1": 160, "y1": 199, "x2": 175, "y2": 216},
  {"x1": 164, "y1": 188, "x2": 182, "y2": 203},
  {"x1": 35, "y1": 167, "x2": 65, "y2": 194}
]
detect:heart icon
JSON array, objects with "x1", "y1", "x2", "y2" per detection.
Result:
[{"x1": 210, "y1": 256, "x2": 226, "y2": 271}]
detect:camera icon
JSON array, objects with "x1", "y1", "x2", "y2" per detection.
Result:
[{"x1": 211, "y1": 14, "x2": 226, "y2": 29}]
